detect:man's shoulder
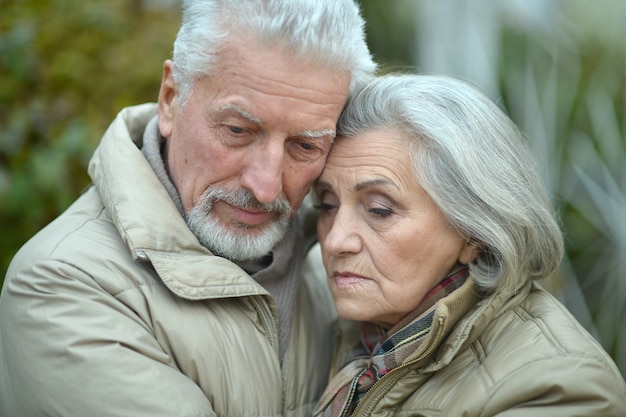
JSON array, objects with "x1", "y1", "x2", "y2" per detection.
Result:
[{"x1": 5, "y1": 187, "x2": 147, "y2": 295}]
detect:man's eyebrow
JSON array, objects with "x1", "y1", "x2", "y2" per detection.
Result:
[
  {"x1": 215, "y1": 104, "x2": 335, "y2": 139},
  {"x1": 299, "y1": 129, "x2": 337, "y2": 139},
  {"x1": 215, "y1": 104, "x2": 262, "y2": 124}
]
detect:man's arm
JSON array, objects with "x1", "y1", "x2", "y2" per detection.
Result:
[{"x1": 0, "y1": 259, "x2": 216, "y2": 417}]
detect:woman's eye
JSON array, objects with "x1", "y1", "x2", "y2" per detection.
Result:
[
  {"x1": 313, "y1": 202, "x2": 336, "y2": 212},
  {"x1": 369, "y1": 207, "x2": 393, "y2": 218}
]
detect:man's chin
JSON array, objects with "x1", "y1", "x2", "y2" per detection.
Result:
[{"x1": 194, "y1": 220, "x2": 288, "y2": 261}]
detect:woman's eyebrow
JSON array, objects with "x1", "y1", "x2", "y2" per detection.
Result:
[
  {"x1": 314, "y1": 178, "x2": 397, "y2": 192},
  {"x1": 355, "y1": 179, "x2": 396, "y2": 192},
  {"x1": 314, "y1": 179, "x2": 332, "y2": 189}
]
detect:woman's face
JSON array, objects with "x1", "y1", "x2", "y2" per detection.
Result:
[{"x1": 314, "y1": 128, "x2": 478, "y2": 327}]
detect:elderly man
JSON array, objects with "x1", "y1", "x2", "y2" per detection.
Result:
[{"x1": 0, "y1": 1, "x2": 376, "y2": 416}]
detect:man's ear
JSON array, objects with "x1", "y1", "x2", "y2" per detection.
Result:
[{"x1": 157, "y1": 60, "x2": 178, "y2": 139}]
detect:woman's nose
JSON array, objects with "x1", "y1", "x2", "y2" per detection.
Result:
[{"x1": 321, "y1": 207, "x2": 362, "y2": 256}]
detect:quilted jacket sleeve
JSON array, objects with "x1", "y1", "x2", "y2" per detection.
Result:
[
  {"x1": 0, "y1": 258, "x2": 216, "y2": 417},
  {"x1": 476, "y1": 354, "x2": 626, "y2": 416}
]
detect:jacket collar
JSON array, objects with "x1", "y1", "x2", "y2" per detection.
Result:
[
  {"x1": 423, "y1": 276, "x2": 533, "y2": 371},
  {"x1": 333, "y1": 273, "x2": 533, "y2": 374}
]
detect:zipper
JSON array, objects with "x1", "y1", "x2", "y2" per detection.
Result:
[
  {"x1": 250, "y1": 296, "x2": 284, "y2": 412},
  {"x1": 250, "y1": 296, "x2": 279, "y2": 356},
  {"x1": 351, "y1": 315, "x2": 446, "y2": 416}
]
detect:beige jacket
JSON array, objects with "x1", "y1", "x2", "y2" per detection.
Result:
[
  {"x1": 317, "y1": 277, "x2": 626, "y2": 416},
  {"x1": 0, "y1": 104, "x2": 336, "y2": 417}
]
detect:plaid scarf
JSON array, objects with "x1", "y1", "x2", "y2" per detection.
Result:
[{"x1": 315, "y1": 267, "x2": 469, "y2": 417}]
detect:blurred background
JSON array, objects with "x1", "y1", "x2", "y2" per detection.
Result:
[{"x1": 1, "y1": 0, "x2": 624, "y2": 376}]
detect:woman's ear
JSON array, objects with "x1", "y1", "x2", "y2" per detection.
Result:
[
  {"x1": 157, "y1": 60, "x2": 178, "y2": 139},
  {"x1": 459, "y1": 239, "x2": 481, "y2": 265}
]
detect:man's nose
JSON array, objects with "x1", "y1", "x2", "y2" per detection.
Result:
[{"x1": 240, "y1": 141, "x2": 285, "y2": 204}]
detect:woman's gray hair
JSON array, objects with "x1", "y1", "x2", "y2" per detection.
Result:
[
  {"x1": 172, "y1": 0, "x2": 377, "y2": 106},
  {"x1": 337, "y1": 74, "x2": 564, "y2": 292}
]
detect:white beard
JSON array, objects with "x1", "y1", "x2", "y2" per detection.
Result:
[{"x1": 185, "y1": 186, "x2": 292, "y2": 261}]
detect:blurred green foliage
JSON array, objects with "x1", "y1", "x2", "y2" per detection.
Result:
[
  {"x1": 0, "y1": 0, "x2": 181, "y2": 276},
  {"x1": 492, "y1": 3, "x2": 626, "y2": 376}
]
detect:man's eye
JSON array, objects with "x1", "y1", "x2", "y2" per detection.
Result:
[
  {"x1": 289, "y1": 141, "x2": 325, "y2": 161},
  {"x1": 227, "y1": 125, "x2": 246, "y2": 134},
  {"x1": 295, "y1": 140, "x2": 319, "y2": 153}
]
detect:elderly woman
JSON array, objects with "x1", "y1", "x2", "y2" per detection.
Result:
[{"x1": 312, "y1": 74, "x2": 626, "y2": 416}]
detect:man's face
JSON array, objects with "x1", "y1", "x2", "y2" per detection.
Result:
[{"x1": 157, "y1": 38, "x2": 351, "y2": 260}]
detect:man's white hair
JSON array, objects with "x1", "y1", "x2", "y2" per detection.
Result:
[{"x1": 172, "y1": 0, "x2": 377, "y2": 106}]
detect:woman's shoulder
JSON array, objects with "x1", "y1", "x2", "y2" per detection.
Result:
[
  {"x1": 468, "y1": 283, "x2": 626, "y2": 403},
  {"x1": 403, "y1": 285, "x2": 626, "y2": 415},
  {"x1": 483, "y1": 283, "x2": 615, "y2": 367}
]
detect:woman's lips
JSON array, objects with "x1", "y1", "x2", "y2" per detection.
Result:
[{"x1": 332, "y1": 271, "x2": 370, "y2": 287}]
